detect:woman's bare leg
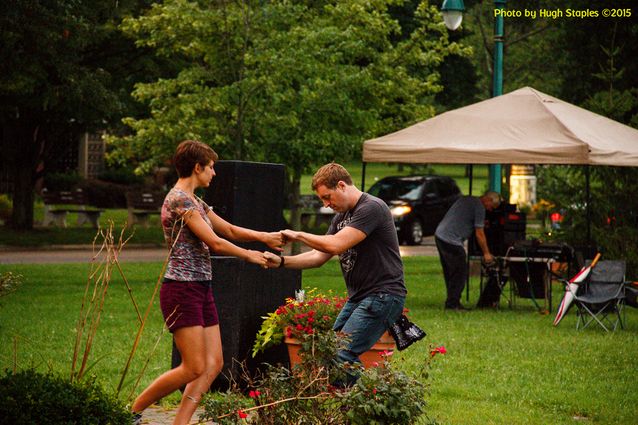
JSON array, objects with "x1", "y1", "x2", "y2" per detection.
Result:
[
  {"x1": 172, "y1": 325, "x2": 223, "y2": 425},
  {"x1": 131, "y1": 325, "x2": 207, "y2": 414}
]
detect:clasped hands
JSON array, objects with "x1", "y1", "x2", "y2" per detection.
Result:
[{"x1": 253, "y1": 230, "x2": 300, "y2": 269}]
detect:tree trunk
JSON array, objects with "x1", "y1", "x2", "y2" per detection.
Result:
[
  {"x1": 9, "y1": 157, "x2": 37, "y2": 230},
  {"x1": 4, "y1": 122, "x2": 40, "y2": 230}
]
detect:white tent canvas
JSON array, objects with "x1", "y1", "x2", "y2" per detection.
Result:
[{"x1": 363, "y1": 87, "x2": 638, "y2": 166}]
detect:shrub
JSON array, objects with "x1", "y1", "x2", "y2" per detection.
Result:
[
  {"x1": 0, "y1": 369, "x2": 131, "y2": 424},
  {"x1": 98, "y1": 167, "x2": 145, "y2": 186},
  {"x1": 0, "y1": 194, "x2": 11, "y2": 223},
  {"x1": 78, "y1": 180, "x2": 129, "y2": 209},
  {"x1": 202, "y1": 331, "x2": 444, "y2": 425},
  {"x1": 0, "y1": 272, "x2": 22, "y2": 300},
  {"x1": 43, "y1": 171, "x2": 84, "y2": 191}
]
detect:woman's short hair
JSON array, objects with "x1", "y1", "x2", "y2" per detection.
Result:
[
  {"x1": 311, "y1": 163, "x2": 353, "y2": 190},
  {"x1": 173, "y1": 140, "x2": 219, "y2": 178}
]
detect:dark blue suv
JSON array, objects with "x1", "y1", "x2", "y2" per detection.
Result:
[{"x1": 367, "y1": 175, "x2": 461, "y2": 245}]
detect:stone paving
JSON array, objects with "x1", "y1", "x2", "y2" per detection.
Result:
[{"x1": 141, "y1": 405, "x2": 209, "y2": 424}]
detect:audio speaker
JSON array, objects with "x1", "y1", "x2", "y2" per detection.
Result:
[
  {"x1": 470, "y1": 204, "x2": 526, "y2": 256},
  {"x1": 203, "y1": 161, "x2": 287, "y2": 249},
  {"x1": 509, "y1": 262, "x2": 546, "y2": 299}
]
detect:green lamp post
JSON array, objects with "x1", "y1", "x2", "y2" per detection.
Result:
[
  {"x1": 441, "y1": 0, "x2": 505, "y2": 193},
  {"x1": 490, "y1": 0, "x2": 505, "y2": 194}
]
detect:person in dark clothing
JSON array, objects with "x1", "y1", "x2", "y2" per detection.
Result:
[
  {"x1": 434, "y1": 191, "x2": 501, "y2": 310},
  {"x1": 264, "y1": 163, "x2": 406, "y2": 372}
]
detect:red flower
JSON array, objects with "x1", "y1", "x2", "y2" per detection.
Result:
[
  {"x1": 372, "y1": 388, "x2": 378, "y2": 395},
  {"x1": 249, "y1": 390, "x2": 261, "y2": 398},
  {"x1": 237, "y1": 410, "x2": 248, "y2": 419},
  {"x1": 296, "y1": 324, "x2": 304, "y2": 330},
  {"x1": 380, "y1": 350, "x2": 394, "y2": 358},
  {"x1": 430, "y1": 346, "x2": 447, "y2": 357}
]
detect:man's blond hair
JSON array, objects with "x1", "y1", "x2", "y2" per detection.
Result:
[{"x1": 311, "y1": 163, "x2": 353, "y2": 191}]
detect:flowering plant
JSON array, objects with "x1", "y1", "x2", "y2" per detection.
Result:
[
  {"x1": 202, "y1": 343, "x2": 447, "y2": 424},
  {"x1": 252, "y1": 289, "x2": 347, "y2": 357}
]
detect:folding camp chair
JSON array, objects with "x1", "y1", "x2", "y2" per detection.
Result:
[{"x1": 571, "y1": 260, "x2": 627, "y2": 332}]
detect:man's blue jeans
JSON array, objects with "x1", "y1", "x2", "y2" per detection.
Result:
[{"x1": 332, "y1": 293, "x2": 405, "y2": 366}]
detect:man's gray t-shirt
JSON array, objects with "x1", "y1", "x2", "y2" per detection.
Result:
[
  {"x1": 434, "y1": 196, "x2": 485, "y2": 247},
  {"x1": 327, "y1": 193, "x2": 407, "y2": 302}
]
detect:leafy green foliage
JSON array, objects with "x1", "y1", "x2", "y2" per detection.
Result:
[
  {"x1": 109, "y1": 0, "x2": 466, "y2": 228},
  {"x1": 339, "y1": 360, "x2": 428, "y2": 425},
  {"x1": 252, "y1": 290, "x2": 347, "y2": 356},
  {"x1": 0, "y1": 369, "x2": 131, "y2": 424},
  {"x1": 537, "y1": 165, "x2": 638, "y2": 275},
  {"x1": 205, "y1": 331, "x2": 435, "y2": 425},
  {"x1": 0, "y1": 0, "x2": 166, "y2": 229}
]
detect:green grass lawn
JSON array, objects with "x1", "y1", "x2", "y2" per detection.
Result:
[{"x1": 1, "y1": 257, "x2": 636, "y2": 424}]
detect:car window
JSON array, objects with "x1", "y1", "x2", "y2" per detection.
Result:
[
  {"x1": 436, "y1": 178, "x2": 460, "y2": 197},
  {"x1": 422, "y1": 180, "x2": 439, "y2": 199},
  {"x1": 368, "y1": 179, "x2": 423, "y2": 201}
]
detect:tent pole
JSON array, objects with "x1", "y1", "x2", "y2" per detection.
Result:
[
  {"x1": 586, "y1": 165, "x2": 591, "y2": 248},
  {"x1": 361, "y1": 162, "x2": 367, "y2": 191},
  {"x1": 466, "y1": 164, "x2": 474, "y2": 303}
]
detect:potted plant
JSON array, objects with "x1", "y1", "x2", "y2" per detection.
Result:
[
  {"x1": 252, "y1": 289, "x2": 395, "y2": 367},
  {"x1": 201, "y1": 342, "x2": 447, "y2": 424}
]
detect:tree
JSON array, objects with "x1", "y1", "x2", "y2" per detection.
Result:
[
  {"x1": 109, "y1": 0, "x2": 467, "y2": 230},
  {"x1": 0, "y1": 0, "x2": 162, "y2": 229}
]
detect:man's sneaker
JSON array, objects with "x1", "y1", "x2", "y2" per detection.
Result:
[{"x1": 132, "y1": 412, "x2": 142, "y2": 425}]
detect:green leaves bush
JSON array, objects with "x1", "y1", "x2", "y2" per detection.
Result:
[
  {"x1": 0, "y1": 369, "x2": 131, "y2": 424},
  {"x1": 203, "y1": 331, "x2": 441, "y2": 424}
]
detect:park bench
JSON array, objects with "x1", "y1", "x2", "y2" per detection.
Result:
[
  {"x1": 126, "y1": 190, "x2": 165, "y2": 228},
  {"x1": 41, "y1": 188, "x2": 103, "y2": 228},
  {"x1": 299, "y1": 194, "x2": 335, "y2": 231}
]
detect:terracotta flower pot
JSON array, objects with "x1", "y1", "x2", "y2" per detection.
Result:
[{"x1": 285, "y1": 331, "x2": 395, "y2": 368}]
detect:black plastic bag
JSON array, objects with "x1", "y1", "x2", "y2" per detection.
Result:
[{"x1": 389, "y1": 314, "x2": 426, "y2": 351}]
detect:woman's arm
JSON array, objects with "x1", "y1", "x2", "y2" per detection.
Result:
[
  {"x1": 184, "y1": 211, "x2": 267, "y2": 266},
  {"x1": 206, "y1": 209, "x2": 283, "y2": 251}
]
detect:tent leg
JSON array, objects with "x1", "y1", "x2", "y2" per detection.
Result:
[
  {"x1": 466, "y1": 164, "x2": 473, "y2": 303},
  {"x1": 361, "y1": 162, "x2": 367, "y2": 192},
  {"x1": 586, "y1": 165, "x2": 591, "y2": 249}
]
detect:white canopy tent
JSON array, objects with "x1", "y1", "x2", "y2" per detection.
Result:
[
  {"x1": 363, "y1": 86, "x2": 638, "y2": 166},
  {"x1": 362, "y1": 86, "x2": 638, "y2": 245}
]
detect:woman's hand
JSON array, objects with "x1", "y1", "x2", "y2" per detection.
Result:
[
  {"x1": 263, "y1": 251, "x2": 283, "y2": 268},
  {"x1": 245, "y1": 250, "x2": 269, "y2": 268},
  {"x1": 262, "y1": 231, "x2": 285, "y2": 251}
]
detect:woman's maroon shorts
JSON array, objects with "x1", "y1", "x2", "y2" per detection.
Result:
[{"x1": 160, "y1": 280, "x2": 219, "y2": 332}]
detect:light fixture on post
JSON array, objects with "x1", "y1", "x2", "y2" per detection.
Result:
[{"x1": 441, "y1": 0, "x2": 465, "y2": 31}]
